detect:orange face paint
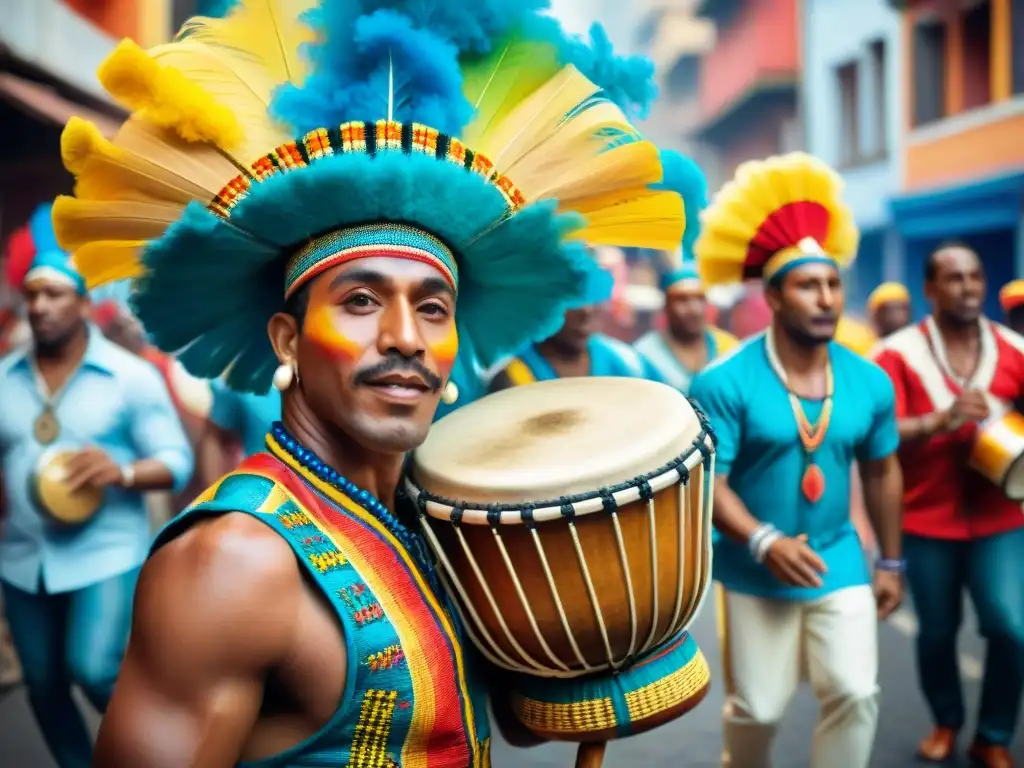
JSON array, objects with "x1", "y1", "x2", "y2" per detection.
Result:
[
  {"x1": 429, "y1": 324, "x2": 458, "y2": 375},
  {"x1": 303, "y1": 277, "x2": 362, "y2": 363}
]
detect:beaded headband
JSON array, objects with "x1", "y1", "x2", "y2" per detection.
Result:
[
  {"x1": 210, "y1": 120, "x2": 526, "y2": 218},
  {"x1": 285, "y1": 224, "x2": 458, "y2": 298}
]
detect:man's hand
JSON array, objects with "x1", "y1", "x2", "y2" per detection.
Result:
[
  {"x1": 66, "y1": 446, "x2": 124, "y2": 492},
  {"x1": 938, "y1": 389, "x2": 990, "y2": 432},
  {"x1": 764, "y1": 534, "x2": 827, "y2": 588},
  {"x1": 873, "y1": 570, "x2": 903, "y2": 619}
]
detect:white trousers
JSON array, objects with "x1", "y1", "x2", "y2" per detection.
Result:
[{"x1": 717, "y1": 584, "x2": 879, "y2": 768}]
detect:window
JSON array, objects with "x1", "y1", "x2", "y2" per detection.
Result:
[
  {"x1": 961, "y1": 0, "x2": 992, "y2": 110},
  {"x1": 1013, "y1": 0, "x2": 1024, "y2": 94},
  {"x1": 869, "y1": 39, "x2": 888, "y2": 157},
  {"x1": 836, "y1": 62, "x2": 860, "y2": 166},
  {"x1": 913, "y1": 20, "x2": 947, "y2": 126}
]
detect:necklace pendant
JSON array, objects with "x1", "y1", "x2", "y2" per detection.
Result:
[
  {"x1": 801, "y1": 464, "x2": 825, "y2": 503},
  {"x1": 33, "y1": 407, "x2": 60, "y2": 445}
]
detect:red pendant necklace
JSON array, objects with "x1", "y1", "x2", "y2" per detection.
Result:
[{"x1": 766, "y1": 329, "x2": 833, "y2": 504}]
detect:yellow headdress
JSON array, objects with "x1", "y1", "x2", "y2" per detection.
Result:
[
  {"x1": 867, "y1": 282, "x2": 910, "y2": 313},
  {"x1": 695, "y1": 152, "x2": 859, "y2": 286}
]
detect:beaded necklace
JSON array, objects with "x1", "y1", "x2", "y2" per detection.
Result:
[
  {"x1": 765, "y1": 329, "x2": 833, "y2": 504},
  {"x1": 270, "y1": 422, "x2": 441, "y2": 592}
]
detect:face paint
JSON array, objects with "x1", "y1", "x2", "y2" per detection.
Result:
[
  {"x1": 429, "y1": 324, "x2": 458, "y2": 374},
  {"x1": 304, "y1": 277, "x2": 362, "y2": 363}
]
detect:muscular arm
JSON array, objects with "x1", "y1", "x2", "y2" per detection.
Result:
[
  {"x1": 95, "y1": 514, "x2": 304, "y2": 768},
  {"x1": 896, "y1": 411, "x2": 943, "y2": 445},
  {"x1": 858, "y1": 454, "x2": 903, "y2": 560}
]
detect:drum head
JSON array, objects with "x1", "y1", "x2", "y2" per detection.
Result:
[
  {"x1": 414, "y1": 377, "x2": 704, "y2": 503},
  {"x1": 33, "y1": 448, "x2": 104, "y2": 526}
]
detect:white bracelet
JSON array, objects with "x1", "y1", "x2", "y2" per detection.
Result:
[
  {"x1": 754, "y1": 531, "x2": 782, "y2": 564},
  {"x1": 120, "y1": 464, "x2": 136, "y2": 489},
  {"x1": 747, "y1": 523, "x2": 778, "y2": 561}
]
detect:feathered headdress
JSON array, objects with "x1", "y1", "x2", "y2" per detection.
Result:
[
  {"x1": 52, "y1": 0, "x2": 683, "y2": 392},
  {"x1": 651, "y1": 149, "x2": 707, "y2": 294},
  {"x1": 695, "y1": 152, "x2": 859, "y2": 287}
]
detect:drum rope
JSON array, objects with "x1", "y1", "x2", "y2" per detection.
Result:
[
  {"x1": 528, "y1": 528, "x2": 595, "y2": 671},
  {"x1": 603, "y1": 491, "x2": 640, "y2": 669},
  {"x1": 568, "y1": 521, "x2": 617, "y2": 669},
  {"x1": 640, "y1": 477, "x2": 661, "y2": 655}
]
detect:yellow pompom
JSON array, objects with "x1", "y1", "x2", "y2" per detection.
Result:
[
  {"x1": 97, "y1": 39, "x2": 242, "y2": 149},
  {"x1": 61, "y1": 117, "x2": 106, "y2": 177}
]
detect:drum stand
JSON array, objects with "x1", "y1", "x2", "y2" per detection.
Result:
[{"x1": 576, "y1": 742, "x2": 607, "y2": 768}]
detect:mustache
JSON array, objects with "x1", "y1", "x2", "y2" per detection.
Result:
[{"x1": 353, "y1": 353, "x2": 443, "y2": 391}]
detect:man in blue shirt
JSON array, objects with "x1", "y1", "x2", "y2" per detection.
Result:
[
  {"x1": 690, "y1": 153, "x2": 905, "y2": 768},
  {"x1": 0, "y1": 249, "x2": 193, "y2": 768}
]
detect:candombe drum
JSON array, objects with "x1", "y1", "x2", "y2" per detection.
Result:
[
  {"x1": 405, "y1": 377, "x2": 716, "y2": 766},
  {"x1": 970, "y1": 409, "x2": 1024, "y2": 501},
  {"x1": 31, "y1": 446, "x2": 104, "y2": 527}
]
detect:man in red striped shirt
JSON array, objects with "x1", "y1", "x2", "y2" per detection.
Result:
[{"x1": 872, "y1": 242, "x2": 1024, "y2": 768}]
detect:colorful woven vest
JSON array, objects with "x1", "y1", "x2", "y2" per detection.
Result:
[{"x1": 152, "y1": 437, "x2": 492, "y2": 768}]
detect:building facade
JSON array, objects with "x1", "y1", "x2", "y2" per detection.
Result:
[
  {"x1": 889, "y1": 0, "x2": 1024, "y2": 319},
  {"x1": 0, "y1": 0, "x2": 172, "y2": 243},
  {"x1": 692, "y1": 0, "x2": 803, "y2": 192},
  {"x1": 803, "y1": 0, "x2": 904, "y2": 310}
]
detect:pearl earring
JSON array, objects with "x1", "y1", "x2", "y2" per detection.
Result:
[
  {"x1": 441, "y1": 380, "x2": 459, "y2": 405},
  {"x1": 272, "y1": 363, "x2": 296, "y2": 392}
]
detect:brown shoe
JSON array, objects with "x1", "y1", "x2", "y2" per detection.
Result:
[
  {"x1": 918, "y1": 727, "x2": 958, "y2": 761},
  {"x1": 968, "y1": 742, "x2": 1014, "y2": 768}
]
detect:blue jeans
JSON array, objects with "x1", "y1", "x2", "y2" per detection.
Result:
[
  {"x1": 1, "y1": 567, "x2": 139, "y2": 768},
  {"x1": 904, "y1": 529, "x2": 1024, "y2": 747}
]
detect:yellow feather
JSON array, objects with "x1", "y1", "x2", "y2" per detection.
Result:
[
  {"x1": 99, "y1": 39, "x2": 244, "y2": 149},
  {"x1": 71, "y1": 241, "x2": 146, "y2": 290},
  {"x1": 63, "y1": 117, "x2": 207, "y2": 205},
  {"x1": 533, "y1": 141, "x2": 663, "y2": 205},
  {"x1": 52, "y1": 196, "x2": 181, "y2": 251},
  {"x1": 475, "y1": 66, "x2": 601, "y2": 172},
  {"x1": 563, "y1": 190, "x2": 684, "y2": 251}
]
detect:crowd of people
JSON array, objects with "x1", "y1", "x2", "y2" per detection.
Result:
[{"x1": 1, "y1": 2, "x2": 1023, "y2": 768}]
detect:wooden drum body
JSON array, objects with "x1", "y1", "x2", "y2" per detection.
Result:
[
  {"x1": 971, "y1": 411, "x2": 1024, "y2": 501},
  {"x1": 31, "y1": 446, "x2": 104, "y2": 527},
  {"x1": 405, "y1": 377, "x2": 716, "y2": 741}
]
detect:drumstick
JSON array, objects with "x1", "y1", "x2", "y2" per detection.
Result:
[{"x1": 575, "y1": 741, "x2": 607, "y2": 768}]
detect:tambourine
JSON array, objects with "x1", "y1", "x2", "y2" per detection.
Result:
[{"x1": 30, "y1": 446, "x2": 104, "y2": 526}]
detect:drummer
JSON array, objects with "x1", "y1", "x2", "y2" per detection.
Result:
[
  {"x1": 999, "y1": 278, "x2": 1024, "y2": 336},
  {"x1": 872, "y1": 242, "x2": 1024, "y2": 768},
  {"x1": 866, "y1": 281, "x2": 911, "y2": 338},
  {"x1": 0, "y1": 247, "x2": 193, "y2": 767},
  {"x1": 633, "y1": 151, "x2": 739, "y2": 393},
  {"x1": 689, "y1": 153, "x2": 905, "y2": 768},
  {"x1": 53, "y1": 1, "x2": 683, "y2": 763}
]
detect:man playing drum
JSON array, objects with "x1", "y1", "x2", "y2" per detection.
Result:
[
  {"x1": 690, "y1": 153, "x2": 905, "y2": 768},
  {"x1": 872, "y1": 243, "x2": 1024, "y2": 768},
  {"x1": 0, "y1": 246, "x2": 192, "y2": 767},
  {"x1": 633, "y1": 151, "x2": 738, "y2": 394},
  {"x1": 51, "y1": 1, "x2": 685, "y2": 764}
]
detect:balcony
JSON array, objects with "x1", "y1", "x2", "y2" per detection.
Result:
[
  {"x1": 694, "y1": 0, "x2": 799, "y2": 137},
  {"x1": 1, "y1": 0, "x2": 119, "y2": 104}
]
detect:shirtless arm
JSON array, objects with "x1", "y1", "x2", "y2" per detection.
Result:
[{"x1": 95, "y1": 514, "x2": 304, "y2": 768}]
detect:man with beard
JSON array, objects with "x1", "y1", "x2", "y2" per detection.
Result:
[
  {"x1": 0, "y1": 248, "x2": 192, "y2": 768},
  {"x1": 690, "y1": 153, "x2": 905, "y2": 768},
  {"x1": 867, "y1": 281, "x2": 912, "y2": 338},
  {"x1": 51, "y1": 1, "x2": 683, "y2": 764},
  {"x1": 872, "y1": 243, "x2": 1024, "y2": 768}
]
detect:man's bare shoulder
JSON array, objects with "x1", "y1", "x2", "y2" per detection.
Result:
[{"x1": 136, "y1": 513, "x2": 302, "y2": 664}]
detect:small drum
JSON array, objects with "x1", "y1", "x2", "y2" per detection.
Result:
[
  {"x1": 971, "y1": 411, "x2": 1024, "y2": 501},
  {"x1": 31, "y1": 447, "x2": 104, "y2": 526},
  {"x1": 405, "y1": 377, "x2": 716, "y2": 749}
]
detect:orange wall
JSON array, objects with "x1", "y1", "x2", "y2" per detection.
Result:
[
  {"x1": 905, "y1": 112, "x2": 1024, "y2": 189},
  {"x1": 699, "y1": 0, "x2": 799, "y2": 121},
  {"x1": 903, "y1": 0, "x2": 1020, "y2": 189},
  {"x1": 64, "y1": 0, "x2": 140, "y2": 39}
]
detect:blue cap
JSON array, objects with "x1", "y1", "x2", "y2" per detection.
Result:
[
  {"x1": 659, "y1": 261, "x2": 703, "y2": 293},
  {"x1": 24, "y1": 249, "x2": 87, "y2": 295}
]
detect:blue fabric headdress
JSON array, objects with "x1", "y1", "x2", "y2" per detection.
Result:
[
  {"x1": 53, "y1": 0, "x2": 682, "y2": 392},
  {"x1": 24, "y1": 250, "x2": 87, "y2": 296}
]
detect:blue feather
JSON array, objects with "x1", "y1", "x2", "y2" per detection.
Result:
[
  {"x1": 652, "y1": 149, "x2": 708, "y2": 256},
  {"x1": 562, "y1": 24, "x2": 657, "y2": 119},
  {"x1": 194, "y1": 0, "x2": 239, "y2": 17}
]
